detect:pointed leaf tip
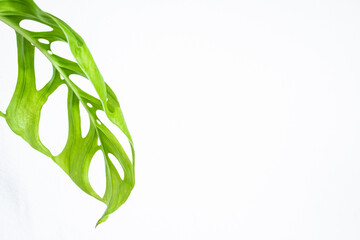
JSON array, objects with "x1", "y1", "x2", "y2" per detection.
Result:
[{"x1": 95, "y1": 215, "x2": 109, "y2": 228}]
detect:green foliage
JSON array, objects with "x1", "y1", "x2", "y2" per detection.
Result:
[{"x1": 0, "y1": 0, "x2": 135, "y2": 226}]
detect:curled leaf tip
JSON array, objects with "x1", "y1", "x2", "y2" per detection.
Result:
[{"x1": 95, "y1": 215, "x2": 109, "y2": 228}]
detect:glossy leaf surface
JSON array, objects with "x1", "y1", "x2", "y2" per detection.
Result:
[{"x1": 0, "y1": 0, "x2": 135, "y2": 226}]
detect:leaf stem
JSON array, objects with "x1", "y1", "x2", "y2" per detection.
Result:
[{"x1": 0, "y1": 111, "x2": 5, "y2": 118}]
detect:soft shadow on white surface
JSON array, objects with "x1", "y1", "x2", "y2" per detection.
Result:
[{"x1": 1, "y1": 0, "x2": 360, "y2": 239}]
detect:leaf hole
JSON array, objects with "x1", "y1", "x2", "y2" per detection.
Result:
[
  {"x1": 79, "y1": 103, "x2": 90, "y2": 138},
  {"x1": 87, "y1": 103, "x2": 93, "y2": 108},
  {"x1": 47, "y1": 50, "x2": 52, "y2": 55},
  {"x1": 69, "y1": 74, "x2": 98, "y2": 97},
  {"x1": 96, "y1": 119, "x2": 102, "y2": 125},
  {"x1": 89, "y1": 151, "x2": 106, "y2": 198},
  {"x1": 108, "y1": 153, "x2": 125, "y2": 180},
  {"x1": 19, "y1": 20, "x2": 53, "y2": 32},
  {"x1": 39, "y1": 85, "x2": 68, "y2": 156},
  {"x1": 50, "y1": 41, "x2": 76, "y2": 62},
  {"x1": 35, "y1": 48, "x2": 53, "y2": 90},
  {"x1": 38, "y1": 38, "x2": 49, "y2": 44},
  {"x1": 96, "y1": 110, "x2": 132, "y2": 163}
]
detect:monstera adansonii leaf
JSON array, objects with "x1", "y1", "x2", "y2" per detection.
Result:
[{"x1": 0, "y1": 0, "x2": 135, "y2": 226}]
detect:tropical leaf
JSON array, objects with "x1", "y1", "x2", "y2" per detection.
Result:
[{"x1": 0, "y1": 0, "x2": 135, "y2": 226}]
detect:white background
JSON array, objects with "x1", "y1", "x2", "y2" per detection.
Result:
[{"x1": 1, "y1": 0, "x2": 360, "y2": 239}]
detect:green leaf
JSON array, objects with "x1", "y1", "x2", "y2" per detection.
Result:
[{"x1": 0, "y1": 0, "x2": 135, "y2": 226}]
